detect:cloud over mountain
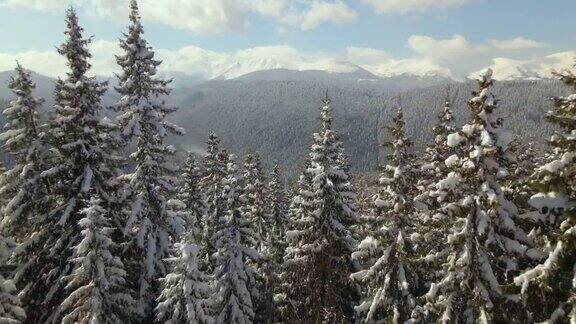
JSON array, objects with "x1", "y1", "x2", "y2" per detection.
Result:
[{"x1": 0, "y1": 34, "x2": 570, "y2": 82}]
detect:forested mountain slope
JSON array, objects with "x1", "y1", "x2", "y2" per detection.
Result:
[
  {"x1": 0, "y1": 69, "x2": 566, "y2": 176},
  {"x1": 168, "y1": 78, "x2": 565, "y2": 176}
]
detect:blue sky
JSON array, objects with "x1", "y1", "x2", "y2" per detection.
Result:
[{"x1": 0, "y1": 0, "x2": 574, "y2": 79}]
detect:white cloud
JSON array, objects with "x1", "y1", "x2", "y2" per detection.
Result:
[
  {"x1": 346, "y1": 46, "x2": 455, "y2": 78},
  {"x1": 0, "y1": 34, "x2": 568, "y2": 82},
  {"x1": 404, "y1": 34, "x2": 549, "y2": 77},
  {"x1": 1, "y1": 0, "x2": 356, "y2": 34},
  {"x1": 299, "y1": 1, "x2": 357, "y2": 30},
  {"x1": 407, "y1": 34, "x2": 483, "y2": 58},
  {"x1": 468, "y1": 57, "x2": 530, "y2": 80},
  {"x1": 362, "y1": 0, "x2": 474, "y2": 14},
  {"x1": 251, "y1": 0, "x2": 287, "y2": 17},
  {"x1": 347, "y1": 35, "x2": 555, "y2": 80},
  {"x1": 0, "y1": 0, "x2": 69, "y2": 11},
  {"x1": 408, "y1": 34, "x2": 546, "y2": 58},
  {"x1": 538, "y1": 51, "x2": 576, "y2": 73},
  {"x1": 0, "y1": 42, "x2": 358, "y2": 79},
  {"x1": 470, "y1": 51, "x2": 576, "y2": 80},
  {"x1": 143, "y1": 0, "x2": 253, "y2": 34},
  {"x1": 89, "y1": 40, "x2": 123, "y2": 75},
  {"x1": 346, "y1": 47, "x2": 389, "y2": 65},
  {"x1": 0, "y1": 39, "x2": 123, "y2": 77},
  {"x1": 157, "y1": 46, "x2": 232, "y2": 79},
  {"x1": 0, "y1": 50, "x2": 65, "y2": 77},
  {"x1": 489, "y1": 37, "x2": 546, "y2": 51}
]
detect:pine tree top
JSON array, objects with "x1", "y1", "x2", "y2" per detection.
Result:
[
  {"x1": 269, "y1": 161, "x2": 282, "y2": 186},
  {"x1": 2, "y1": 64, "x2": 44, "y2": 160},
  {"x1": 8, "y1": 64, "x2": 40, "y2": 100},
  {"x1": 204, "y1": 133, "x2": 224, "y2": 162},
  {"x1": 128, "y1": 0, "x2": 144, "y2": 36},
  {"x1": 320, "y1": 98, "x2": 332, "y2": 131},
  {"x1": 115, "y1": 0, "x2": 171, "y2": 108},
  {"x1": 383, "y1": 107, "x2": 414, "y2": 169},
  {"x1": 243, "y1": 153, "x2": 265, "y2": 182},
  {"x1": 432, "y1": 100, "x2": 455, "y2": 138},
  {"x1": 58, "y1": 8, "x2": 92, "y2": 80}
]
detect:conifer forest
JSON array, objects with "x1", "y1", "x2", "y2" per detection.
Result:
[{"x1": 0, "y1": 1, "x2": 574, "y2": 323}]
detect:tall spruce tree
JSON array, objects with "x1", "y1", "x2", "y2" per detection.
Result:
[
  {"x1": 0, "y1": 64, "x2": 48, "y2": 238},
  {"x1": 423, "y1": 69, "x2": 542, "y2": 323},
  {"x1": 0, "y1": 64, "x2": 47, "y2": 324},
  {"x1": 0, "y1": 66, "x2": 52, "y2": 320},
  {"x1": 20, "y1": 9, "x2": 127, "y2": 322},
  {"x1": 412, "y1": 99, "x2": 460, "y2": 290},
  {"x1": 264, "y1": 161, "x2": 288, "y2": 322},
  {"x1": 158, "y1": 155, "x2": 212, "y2": 324},
  {"x1": 415, "y1": 99, "x2": 457, "y2": 216},
  {"x1": 59, "y1": 197, "x2": 137, "y2": 323},
  {"x1": 242, "y1": 153, "x2": 268, "y2": 252},
  {"x1": 211, "y1": 155, "x2": 261, "y2": 323},
  {"x1": 241, "y1": 153, "x2": 271, "y2": 322},
  {"x1": 199, "y1": 133, "x2": 229, "y2": 269},
  {"x1": 275, "y1": 159, "x2": 313, "y2": 319},
  {"x1": 421, "y1": 99, "x2": 457, "y2": 187},
  {"x1": 514, "y1": 68, "x2": 576, "y2": 323},
  {"x1": 280, "y1": 99, "x2": 359, "y2": 322},
  {"x1": 156, "y1": 238, "x2": 213, "y2": 324},
  {"x1": 114, "y1": 0, "x2": 186, "y2": 314},
  {"x1": 177, "y1": 152, "x2": 206, "y2": 244},
  {"x1": 351, "y1": 108, "x2": 422, "y2": 323},
  {"x1": 267, "y1": 161, "x2": 288, "y2": 268}
]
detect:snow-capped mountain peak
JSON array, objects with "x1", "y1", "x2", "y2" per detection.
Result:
[
  {"x1": 214, "y1": 57, "x2": 370, "y2": 80},
  {"x1": 215, "y1": 58, "x2": 286, "y2": 80}
]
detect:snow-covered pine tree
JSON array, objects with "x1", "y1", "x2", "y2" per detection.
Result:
[
  {"x1": 351, "y1": 107, "x2": 422, "y2": 323},
  {"x1": 423, "y1": 69, "x2": 542, "y2": 323},
  {"x1": 199, "y1": 133, "x2": 229, "y2": 269},
  {"x1": 267, "y1": 161, "x2": 288, "y2": 269},
  {"x1": 275, "y1": 159, "x2": 314, "y2": 320},
  {"x1": 280, "y1": 99, "x2": 359, "y2": 323},
  {"x1": 212, "y1": 155, "x2": 261, "y2": 324},
  {"x1": 414, "y1": 98, "x2": 457, "y2": 217},
  {"x1": 242, "y1": 153, "x2": 268, "y2": 252},
  {"x1": 421, "y1": 99, "x2": 457, "y2": 188},
  {"x1": 21, "y1": 9, "x2": 126, "y2": 322},
  {"x1": 507, "y1": 141, "x2": 538, "y2": 210},
  {"x1": 177, "y1": 152, "x2": 206, "y2": 244},
  {"x1": 241, "y1": 153, "x2": 271, "y2": 323},
  {"x1": 255, "y1": 160, "x2": 289, "y2": 323},
  {"x1": 0, "y1": 64, "x2": 48, "y2": 239},
  {"x1": 0, "y1": 64, "x2": 48, "y2": 324},
  {"x1": 0, "y1": 230, "x2": 25, "y2": 323},
  {"x1": 156, "y1": 235, "x2": 213, "y2": 324},
  {"x1": 514, "y1": 68, "x2": 576, "y2": 323},
  {"x1": 114, "y1": 0, "x2": 186, "y2": 314},
  {"x1": 59, "y1": 196, "x2": 136, "y2": 323},
  {"x1": 412, "y1": 99, "x2": 460, "y2": 290},
  {"x1": 284, "y1": 159, "x2": 314, "y2": 235}
]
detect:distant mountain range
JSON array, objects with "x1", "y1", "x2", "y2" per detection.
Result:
[
  {"x1": 164, "y1": 51, "x2": 573, "y2": 83},
  {"x1": 0, "y1": 53, "x2": 562, "y2": 98},
  {"x1": 0, "y1": 67, "x2": 568, "y2": 177}
]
